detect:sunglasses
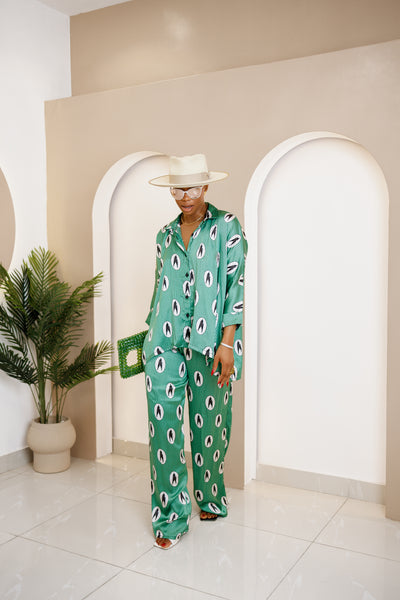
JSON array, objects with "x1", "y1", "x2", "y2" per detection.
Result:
[{"x1": 170, "y1": 187, "x2": 203, "y2": 201}]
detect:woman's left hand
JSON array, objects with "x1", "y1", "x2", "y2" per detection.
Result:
[{"x1": 211, "y1": 344, "x2": 234, "y2": 388}]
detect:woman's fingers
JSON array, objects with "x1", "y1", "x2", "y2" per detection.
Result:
[
  {"x1": 211, "y1": 354, "x2": 220, "y2": 375},
  {"x1": 214, "y1": 346, "x2": 234, "y2": 388}
]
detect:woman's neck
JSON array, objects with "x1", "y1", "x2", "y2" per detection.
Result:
[{"x1": 181, "y1": 203, "x2": 208, "y2": 225}]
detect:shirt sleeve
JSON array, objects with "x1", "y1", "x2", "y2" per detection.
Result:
[
  {"x1": 222, "y1": 217, "x2": 248, "y2": 328},
  {"x1": 145, "y1": 229, "x2": 163, "y2": 326}
]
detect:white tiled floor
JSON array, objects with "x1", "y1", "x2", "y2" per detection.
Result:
[{"x1": 0, "y1": 455, "x2": 400, "y2": 599}]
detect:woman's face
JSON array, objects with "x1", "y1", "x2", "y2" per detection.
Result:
[{"x1": 172, "y1": 185, "x2": 208, "y2": 217}]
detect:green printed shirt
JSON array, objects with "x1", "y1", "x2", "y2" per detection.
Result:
[{"x1": 143, "y1": 203, "x2": 247, "y2": 380}]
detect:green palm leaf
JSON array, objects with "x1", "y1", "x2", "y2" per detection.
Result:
[
  {"x1": 0, "y1": 247, "x2": 114, "y2": 423},
  {"x1": 57, "y1": 341, "x2": 115, "y2": 390},
  {"x1": 0, "y1": 305, "x2": 27, "y2": 354},
  {"x1": 27, "y1": 247, "x2": 60, "y2": 309},
  {"x1": 0, "y1": 344, "x2": 36, "y2": 384}
]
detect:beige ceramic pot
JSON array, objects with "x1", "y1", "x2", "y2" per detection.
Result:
[{"x1": 27, "y1": 416, "x2": 76, "y2": 473}]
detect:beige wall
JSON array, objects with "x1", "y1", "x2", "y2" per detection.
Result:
[
  {"x1": 70, "y1": 0, "x2": 400, "y2": 95},
  {"x1": 0, "y1": 169, "x2": 15, "y2": 270},
  {"x1": 46, "y1": 39, "x2": 400, "y2": 504}
]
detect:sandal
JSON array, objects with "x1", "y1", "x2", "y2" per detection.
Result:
[
  {"x1": 200, "y1": 510, "x2": 218, "y2": 521},
  {"x1": 153, "y1": 531, "x2": 185, "y2": 550}
]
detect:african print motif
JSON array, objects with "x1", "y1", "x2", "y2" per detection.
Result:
[
  {"x1": 146, "y1": 348, "x2": 232, "y2": 540},
  {"x1": 143, "y1": 203, "x2": 247, "y2": 381}
]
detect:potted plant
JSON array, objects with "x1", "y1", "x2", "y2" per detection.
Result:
[{"x1": 0, "y1": 247, "x2": 116, "y2": 473}]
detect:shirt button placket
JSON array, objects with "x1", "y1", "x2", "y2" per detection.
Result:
[{"x1": 183, "y1": 258, "x2": 191, "y2": 323}]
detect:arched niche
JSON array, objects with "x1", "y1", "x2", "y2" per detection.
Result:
[
  {"x1": 244, "y1": 132, "x2": 389, "y2": 498},
  {"x1": 92, "y1": 150, "x2": 242, "y2": 469},
  {"x1": 92, "y1": 151, "x2": 171, "y2": 457},
  {"x1": 0, "y1": 168, "x2": 15, "y2": 270}
]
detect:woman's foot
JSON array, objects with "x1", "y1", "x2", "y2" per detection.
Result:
[
  {"x1": 153, "y1": 532, "x2": 185, "y2": 550},
  {"x1": 154, "y1": 538, "x2": 173, "y2": 549},
  {"x1": 200, "y1": 510, "x2": 218, "y2": 521}
]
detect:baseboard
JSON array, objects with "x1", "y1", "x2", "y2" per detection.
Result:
[
  {"x1": 112, "y1": 440, "x2": 384, "y2": 503},
  {"x1": 257, "y1": 463, "x2": 385, "y2": 504},
  {"x1": 113, "y1": 439, "x2": 148, "y2": 460},
  {"x1": 0, "y1": 447, "x2": 33, "y2": 474},
  {"x1": 113, "y1": 438, "x2": 193, "y2": 465}
]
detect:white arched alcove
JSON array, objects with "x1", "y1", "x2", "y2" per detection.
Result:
[
  {"x1": 110, "y1": 154, "x2": 184, "y2": 452},
  {"x1": 0, "y1": 167, "x2": 15, "y2": 270},
  {"x1": 0, "y1": 164, "x2": 35, "y2": 459},
  {"x1": 93, "y1": 151, "x2": 171, "y2": 457},
  {"x1": 244, "y1": 132, "x2": 389, "y2": 498}
]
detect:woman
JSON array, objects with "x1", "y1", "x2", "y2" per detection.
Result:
[{"x1": 144, "y1": 154, "x2": 247, "y2": 549}]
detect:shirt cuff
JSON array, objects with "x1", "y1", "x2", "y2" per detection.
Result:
[{"x1": 222, "y1": 312, "x2": 243, "y2": 328}]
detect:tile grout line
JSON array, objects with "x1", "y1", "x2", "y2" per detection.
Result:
[
  {"x1": 0, "y1": 489, "x2": 100, "y2": 541},
  {"x1": 0, "y1": 469, "x2": 356, "y2": 552},
  {"x1": 6, "y1": 465, "x2": 162, "y2": 573},
  {"x1": 1, "y1": 462, "x2": 166, "y2": 533},
  {"x1": 217, "y1": 516, "x2": 324, "y2": 545},
  {"x1": 264, "y1": 494, "x2": 400, "y2": 599},
  {"x1": 16, "y1": 504, "x2": 156, "y2": 569},
  {"x1": 313, "y1": 540, "x2": 400, "y2": 564},
  {"x1": 0, "y1": 462, "x2": 162, "y2": 570},
  {"x1": 80, "y1": 569, "x2": 124, "y2": 600},
  {"x1": 264, "y1": 496, "x2": 350, "y2": 599},
  {"x1": 4, "y1": 460, "x2": 398, "y2": 599},
  {"x1": 126, "y1": 567, "x2": 231, "y2": 600},
  {"x1": 17, "y1": 485, "x2": 104, "y2": 539},
  {"x1": 15, "y1": 468, "x2": 152, "y2": 539},
  {"x1": 265, "y1": 539, "x2": 313, "y2": 600},
  {"x1": 15, "y1": 534, "x2": 126, "y2": 569},
  {"x1": 310, "y1": 495, "x2": 349, "y2": 543},
  {"x1": 0, "y1": 534, "x2": 15, "y2": 546},
  {"x1": 67, "y1": 499, "x2": 318, "y2": 600}
]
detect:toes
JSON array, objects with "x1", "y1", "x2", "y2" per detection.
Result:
[
  {"x1": 200, "y1": 510, "x2": 217, "y2": 520},
  {"x1": 156, "y1": 538, "x2": 172, "y2": 548}
]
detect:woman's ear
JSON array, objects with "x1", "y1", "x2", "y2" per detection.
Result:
[{"x1": 204, "y1": 185, "x2": 209, "y2": 193}]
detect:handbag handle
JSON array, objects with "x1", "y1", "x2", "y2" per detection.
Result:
[{"x1": 117, "y1": 330, "x2": 148, "y2": 378}]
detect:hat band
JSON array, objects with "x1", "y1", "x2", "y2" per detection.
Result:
[{"x1": 169, "y1": 171, "x2": 209, "y2": 185}]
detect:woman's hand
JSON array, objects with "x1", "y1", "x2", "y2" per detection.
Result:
[
  {"x1": 211, "y1": 345, "x2": 234, "y2": 388},
  {"x1": 211, "y1": 325, "x2": 236, "y2": 387}
]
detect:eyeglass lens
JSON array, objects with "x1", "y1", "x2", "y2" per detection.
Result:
[{"x1": 170, "y1": 187, "x2": 202, "y2": 200}]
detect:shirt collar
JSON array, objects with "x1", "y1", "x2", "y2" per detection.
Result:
[{"x1": 166, "y1": 202, "x2": 218, "y2": 235}]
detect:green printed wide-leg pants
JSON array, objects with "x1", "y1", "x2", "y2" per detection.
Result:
[{"x1": 145, "y1": 347, "x2": 233, "y2": 540}]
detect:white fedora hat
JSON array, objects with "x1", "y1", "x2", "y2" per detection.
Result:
[{"x1": 149, "y1": 154, "x2": 228, "y2": 187}]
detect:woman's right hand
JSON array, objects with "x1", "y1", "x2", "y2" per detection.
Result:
[{"x1": 211, "y1": 344, "x2": 234, "y2": 388}]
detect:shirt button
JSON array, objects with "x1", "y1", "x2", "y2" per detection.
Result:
[
  {"x1": 185, "y1": 272, "x2": 189, "y2": 277},
  {"x1": 186, "y1": 313, "x2": 190, "y2": 318}
]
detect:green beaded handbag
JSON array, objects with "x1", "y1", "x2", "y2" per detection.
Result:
[{"x1": 117, "y1": 330, "x2": 148, "y2": 378}]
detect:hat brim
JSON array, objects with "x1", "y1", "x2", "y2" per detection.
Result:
[{"x1": 149, "y1": 171, "x2": 228, "y2": 187}]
